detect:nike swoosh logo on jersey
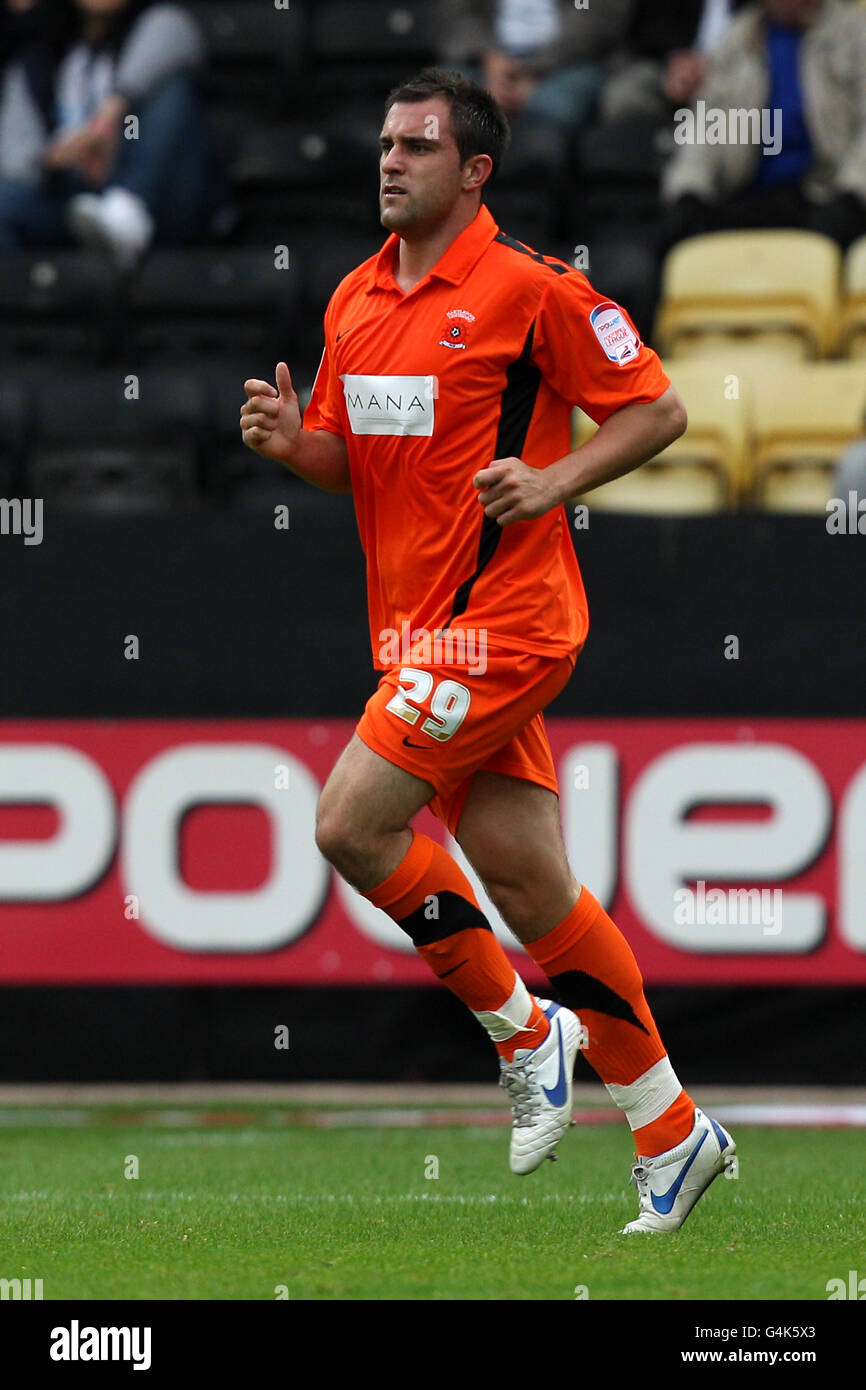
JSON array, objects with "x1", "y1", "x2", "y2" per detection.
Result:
[
  {"x1": 541, "y1": 1018, "x2": 568, "y2": 1107},
  {"x1": 650, "y1": 1128, "x2": 708, "y2": 1215}
]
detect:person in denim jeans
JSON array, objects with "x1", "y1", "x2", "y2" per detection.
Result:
[{"x1": 0, "y1": 0, "x2": 224, "y2": 269}]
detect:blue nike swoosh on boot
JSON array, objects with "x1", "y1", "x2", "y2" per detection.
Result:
[
  {"x1": 650, "y1": 1128, "x2": 708, "y2": 1215},
  {"x1": 541, "y1": 1018, "x2": 567, "y2": 1107}
]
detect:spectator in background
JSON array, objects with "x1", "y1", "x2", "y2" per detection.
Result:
[
  {"x1": 437, "y1": 0, "x2": 632, "y2": 135},
  {"x1": 0, "y1": 0, "x2": 223, "y2": 270},
  {"x1": 832, "y1": 407, "x2": 866, "y2": 504},
  {"x1": 660, "y1": 0, "x2": 866, "y2": 252},
  {"x1": 601, "y1": 0, "x2": 750, "y2": 123}
]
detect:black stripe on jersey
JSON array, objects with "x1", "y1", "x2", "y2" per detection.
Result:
[
  {"x1": 494, "y1": 231, "x2": 570, "y2": 276},
  {"x1": 446, "y1": 319, "x2": 542, "y2": 626}
]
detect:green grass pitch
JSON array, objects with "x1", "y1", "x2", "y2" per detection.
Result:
[{"x1": 1, "y1": 1117, "x2": 863, "y2": 1300}]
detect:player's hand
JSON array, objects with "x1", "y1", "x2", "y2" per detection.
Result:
[
  {"x1": 240, "y1": 361, "x2": 301, "y2": 462},
  {"x1": 473, "y1": 456, "x2": 557, "y2": 526}
]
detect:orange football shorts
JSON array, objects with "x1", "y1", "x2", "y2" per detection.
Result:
[{"x1": 355, "y1": 642, "x2": 579, "y2": 837}]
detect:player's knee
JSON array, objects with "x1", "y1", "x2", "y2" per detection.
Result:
[
  {"x1": 314, "y1": 802, "x2": 350, "y2": 868},
  {"x1": 479, "y1": 868, "x2": 532, "y2": 922},
  {"x1": 314, "y1": 799, "x2": 376, "y2": 877}
]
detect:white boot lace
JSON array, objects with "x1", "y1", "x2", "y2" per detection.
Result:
[
  {"x1": 629, "y1": 1160, "x2": 653, "y2": 1211},
  {"x1": 499, "y1": 1060, "x2": 541, "y2": 1127}
]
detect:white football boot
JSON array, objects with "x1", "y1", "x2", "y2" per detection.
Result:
[
  {"x1": 620, "y1": 1107, "x2": 736, "y2": 1234},
  {"x1": 499, "y1": 999, "x2": 584, "y2": 1175}
]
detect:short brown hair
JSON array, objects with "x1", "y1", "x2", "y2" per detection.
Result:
[{"x1": 384, "y1": 66, "x2": 511, "y2": 186}]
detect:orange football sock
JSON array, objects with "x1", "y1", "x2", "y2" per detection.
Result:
[
  {"x1": 363, "y1": 829, "x2": 549, "y2": 1060},
  {"x1": 526, "y1": 886, "x2": 695, "y2": 1156}
]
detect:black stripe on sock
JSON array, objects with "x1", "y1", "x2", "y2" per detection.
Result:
[
  {"x1": 548, "y1": 969, "x2": 650, "y2": 1034},
  {"x1": 398, "y1": 889, "x2": 492, "y2": 947}
]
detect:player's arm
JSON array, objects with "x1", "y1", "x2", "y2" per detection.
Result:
[
  {"x1": 475, "y1": 385, "x2": 686, "y2": 525},
  {"x1": 547, "y1": 383, "x2": 688, "y2": 502},
  {"x1": 241, "y1": 361, "x2": 351, "y2": 495}
]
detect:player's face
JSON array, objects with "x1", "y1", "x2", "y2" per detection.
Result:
[{"x1": 378, "y1": 100, "x2": 466, "y2": 236}]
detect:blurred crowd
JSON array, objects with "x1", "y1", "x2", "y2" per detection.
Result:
[
  {"x1": 0, "y1": 0, "x2": 224, "y2": 267},
  {"x1": 1, "y1": 0, "x2": 865, "y2": 505},
  {"x1": 2, "y1": 0, "x2": 865, "y2": 269}
]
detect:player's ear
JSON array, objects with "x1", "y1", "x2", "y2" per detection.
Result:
[{"x1": 463, "y1": 153, "x2": 493, "y2": 192}]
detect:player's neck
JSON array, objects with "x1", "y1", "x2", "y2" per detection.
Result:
[{"x1": 394, "y1": 201, "x2": 481, "y2": 294}]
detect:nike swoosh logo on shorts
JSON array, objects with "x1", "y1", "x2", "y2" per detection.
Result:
[
  {"x1": 402, "y1": 735, "x2": 428, "y2": 749},
  {"x1": 541, "y1": 1018, "x2": 568, "y2": 1107}
]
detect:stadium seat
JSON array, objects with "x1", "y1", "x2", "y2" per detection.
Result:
[
  {"x1": 187, "y1": 1, "x2": 307, "y2": 116},
  {"x1": 198, "y1": 357, "x2": 313, "y2": 505},
  {"x1": 27, "y1": 369, "x2": 206, "y2": 510},
  {"x1": 126, "y1": 248, "x2": 301, "y2": 361},
  {"x1": 655, "y1": 230, "x2": 841, "y2": 360},
  {"x1": 296, "y1": 232, "x2": 385, "y2": 317},
  {"x1": 571, "y1": 117, "x2": 671, "y2": 230},
  {"x1": 0, "y1": 376, "x2": 25, "y2": 493},
  {"x1": 485, "y1": 120, "x2": 568, "y2": 249},
  {"x1": 572, "y1": 359, "x2": 749, "y2": 513},
  {"x1": 309, "y1": 2, "x2": 438, "y2": 101},
  {"x1": 840, "y1": 235, "x2": 866, "y2": 359},
  {"x1": 230, "y1": 120, "x2": 381, "y2": 236},
  {"x1": 750, "y1": 362, "x2": 866, "y2": 511},
  {"x1": 0, "y1": 250, "x2": 115, "y2": 362}
]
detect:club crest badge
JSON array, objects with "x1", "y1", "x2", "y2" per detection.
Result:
[{"x1": 439, "y1": 307, "x2": 475, "y2": 350}]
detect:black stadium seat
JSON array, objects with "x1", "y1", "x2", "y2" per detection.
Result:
[
  {"x1": 26, "y1": 369, "x2": 206, "y2": 510},
  {"x1": 230, "y1": 119, "x2": 382, "y2": 236},
  {"x1": 0, "y1": 250, "x2": 115, "y2": 362},
  {"x1": 568, "y1": 118, "x2": 674, "y2": 340},
  {"x1": 0, "y1": 377, "x2": 25, "y2": 494},
  {"x1": 309, "y1": 1, "x2": 438, "y2": 100},
  {"x1": 485, "y1": 120, "x2": 569, "y2": 252},
  {"x1": 125, "y1": 248, "x2": 301, "y2": 360},
  {"x1": 197, "y1": 357, "x2": 312, "y2": 506},
  {"x1": 186, "y1": 1, "x2": 308, "y2": 116},
  {"x1": 298, "y1": 232, "x2": 385, "y2": 318},
  {"x1": 572, "y1": 116, "x2": 672, "y2": 231}
]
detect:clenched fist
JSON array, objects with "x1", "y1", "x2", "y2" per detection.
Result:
[{"x1": 240, "y1": 361, "x2": 301, "y2": 463}]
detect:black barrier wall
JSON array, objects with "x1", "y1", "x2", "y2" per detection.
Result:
[
  {"x1": 1, "y1": 508, "x2": 864, "y2": 1081},
  {"x1": 1, "y1": 508, "x2": 865, "y2": 717}
]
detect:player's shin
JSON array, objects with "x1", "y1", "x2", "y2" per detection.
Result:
[
  {"x1": 525, "y1": 885, "x2": 696, "y2": 1155},
  {"x1": 362, "y1": 828, "x2": 549, "y2": 1059}
]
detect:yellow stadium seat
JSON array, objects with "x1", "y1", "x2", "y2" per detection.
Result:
[
  {"x1": 655, "y1": 230, "x2": 841, "y2": 359},
  {"x1": 750, "y1": 362, "x2": 866, "y2": 510},
  {"x1": 840, "y1": 235, "x2": 866, "y2": 359},
  {"x1": 667, "y1": 331, "x2": 807, "y2": 363},
  {"x1": 571, "y1": 359, "x2": 750, "y2": 513}
]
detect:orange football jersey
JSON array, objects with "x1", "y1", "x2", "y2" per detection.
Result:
[{"x1": 303, "y1": 204, "x2": 670, "y2": 669}]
